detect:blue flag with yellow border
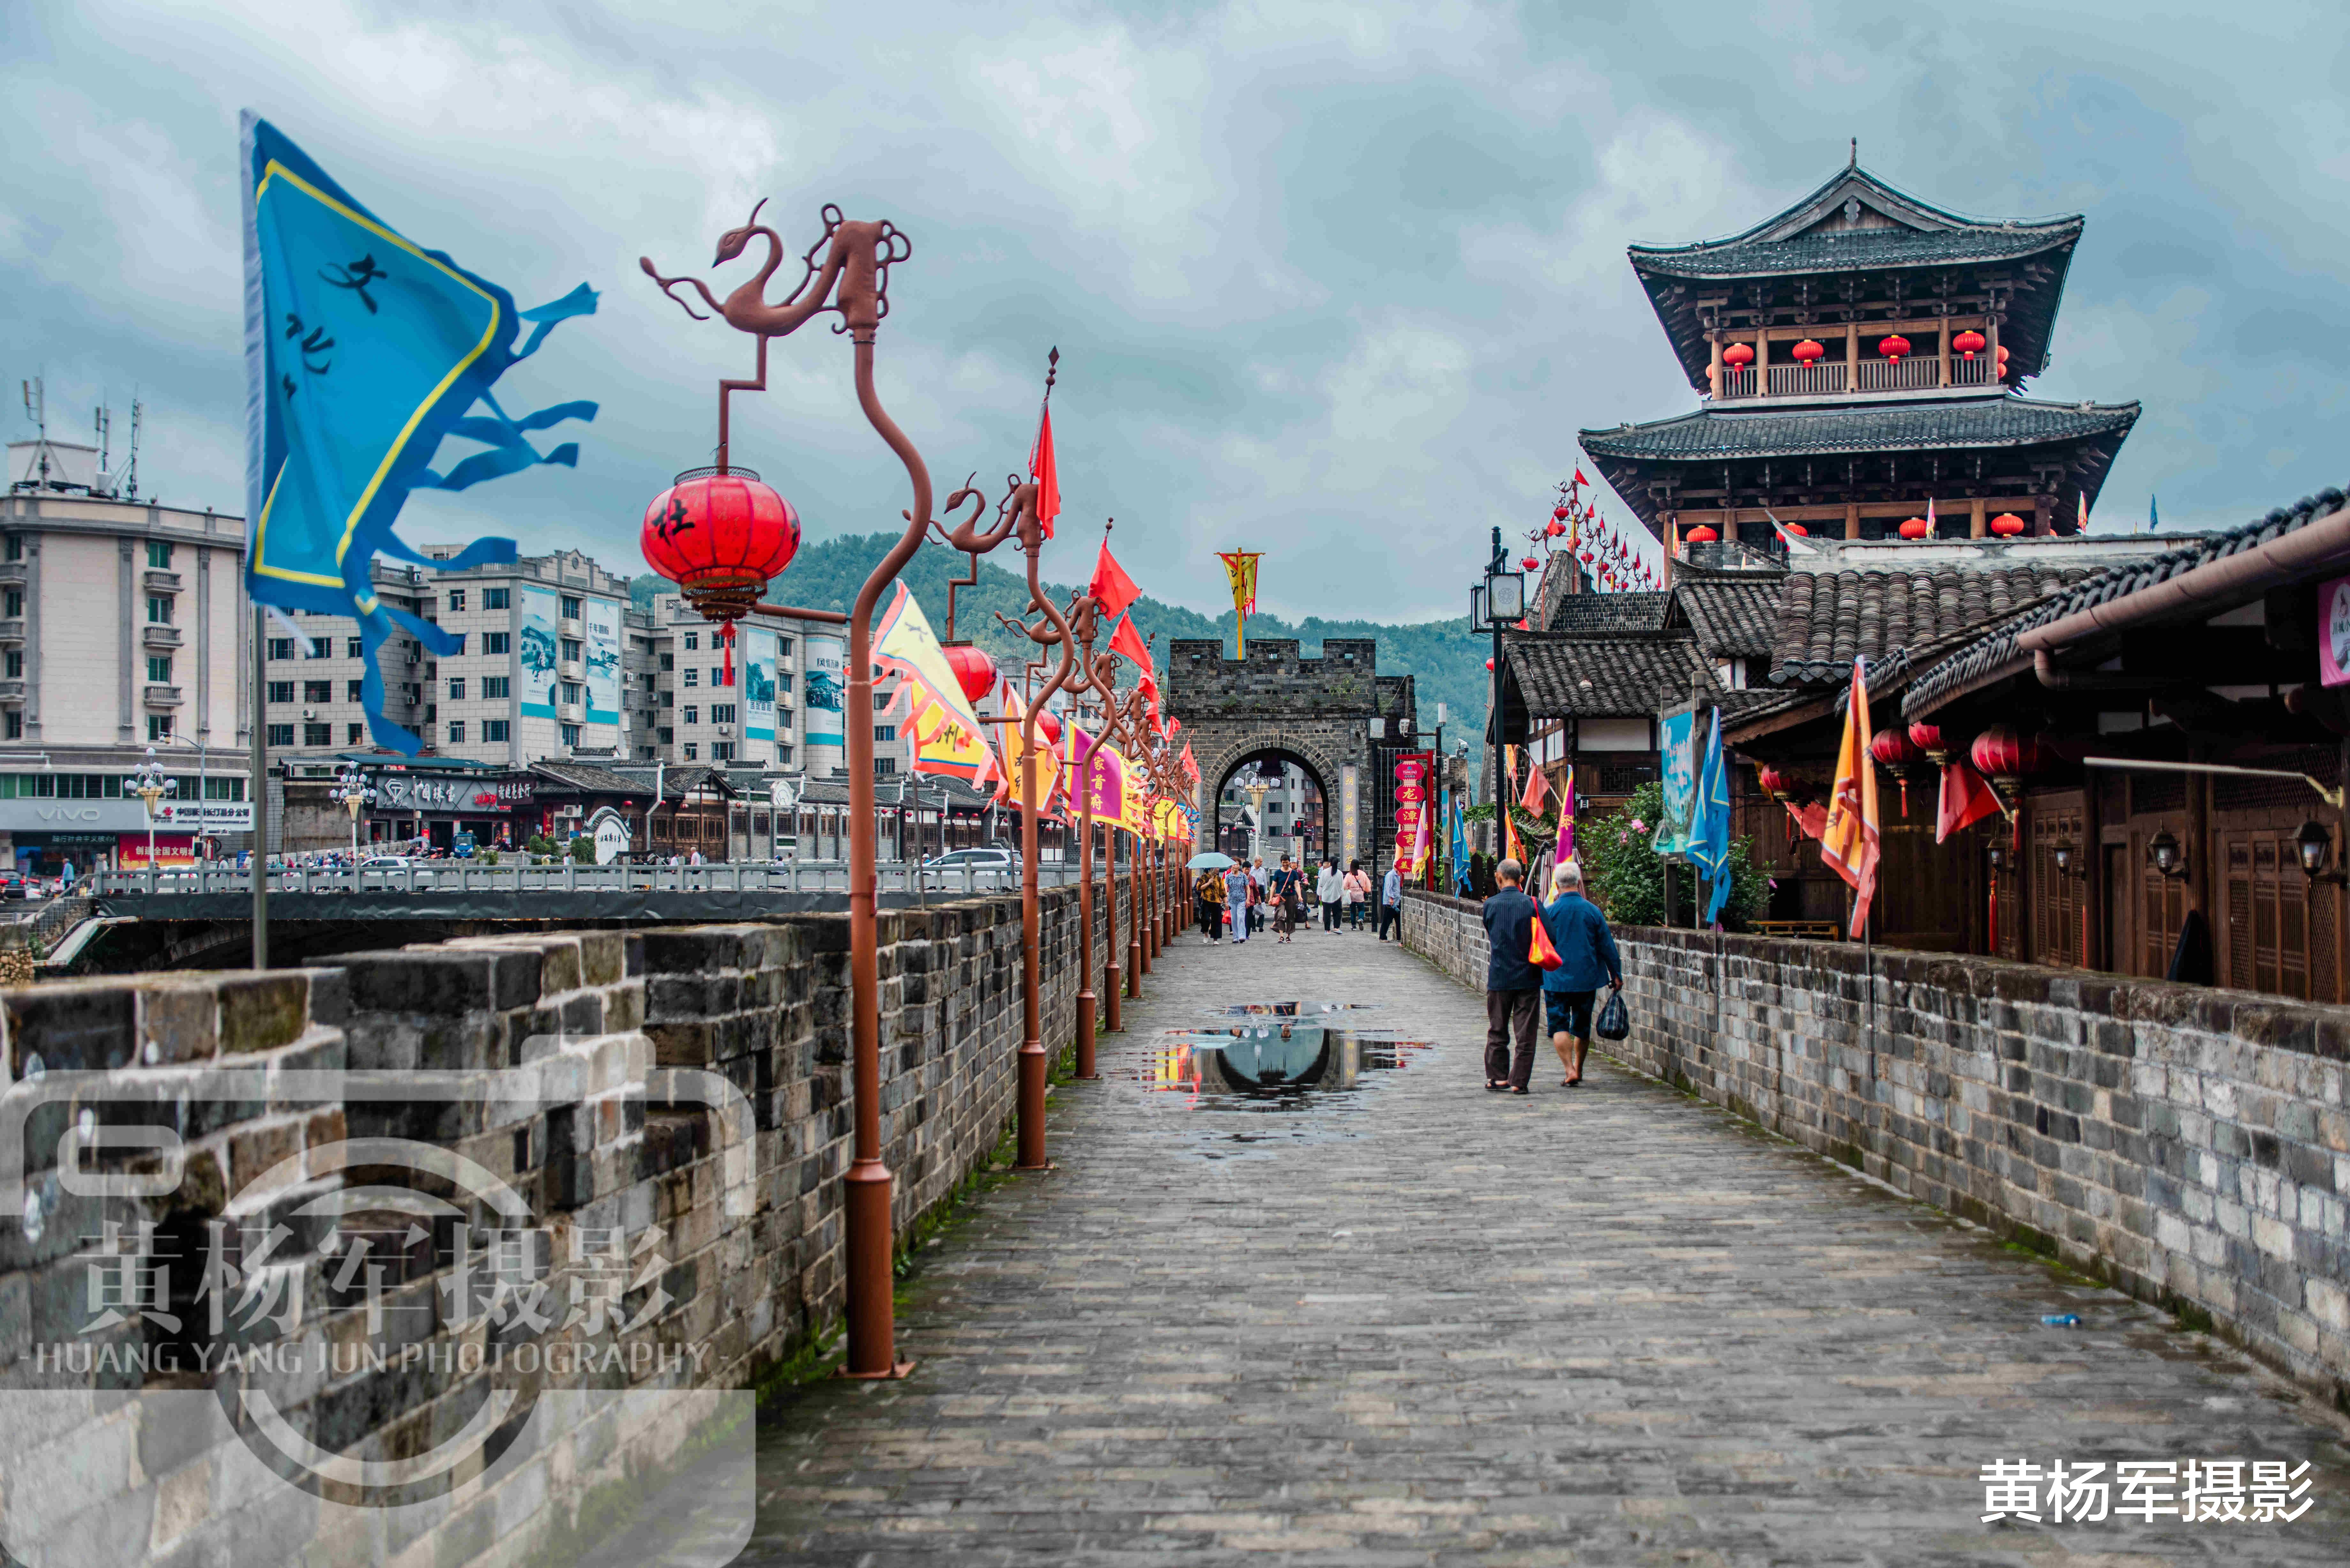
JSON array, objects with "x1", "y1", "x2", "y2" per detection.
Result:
[
  {"x1": 241, "y1": 112, "x2": 596, "y2": 752},
  {"x1": 1690, "y1": 708, "x2": 1733, "y2": 923}
]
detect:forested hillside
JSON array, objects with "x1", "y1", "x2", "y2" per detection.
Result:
[{"x1": 631, "y1": 532, "x2": 1491, "y2": 759}]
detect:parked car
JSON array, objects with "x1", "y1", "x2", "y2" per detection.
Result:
[
  {"x1": 922, "y1": 848, "x2": 1021, "y2": 876},
  {"x1": 357, "y1": 855, "x2": 435, "y2": 887},
  {"x1": 0, "y1": 873, "x2": 24, "y2": 901}
]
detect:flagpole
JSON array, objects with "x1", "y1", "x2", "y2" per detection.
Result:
[{"x1": 249, "y1": 601, "x2": 269, "y2": 969}]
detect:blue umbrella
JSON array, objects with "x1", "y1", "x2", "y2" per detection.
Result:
[{"x1": 1187, "y1": 851, "x2": 1236, "y2": 870}]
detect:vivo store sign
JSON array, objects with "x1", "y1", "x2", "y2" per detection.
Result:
[{"x1": 0, "y1": 798, "x2": 252, "y2": 832}]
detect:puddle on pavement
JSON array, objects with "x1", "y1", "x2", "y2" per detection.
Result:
[
  {"x1": 1201, "y1": 1001, "x2": 1382, "y2": 1018},
  {"x1": 1139, "y1": 1018, "x2": 1431, "y2": 1161}
]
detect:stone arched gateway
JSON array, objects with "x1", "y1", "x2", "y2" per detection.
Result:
[{"x1": 1165, "y1": 636, "x2": 1420, "y2": 874}]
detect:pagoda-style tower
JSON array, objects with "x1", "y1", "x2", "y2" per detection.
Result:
[{"x1": 1580, "y1": 160, "x2": 2137, "y2": 552}]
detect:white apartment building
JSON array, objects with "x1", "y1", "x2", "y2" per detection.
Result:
[
  {"x1": 424, "y1": 547, "x2": 633, "y2": 766},
  {"x1": 633, "y1": 591, "x2": 905, "y2": 777},
  {"x1": 3, "y1": 440, "x2": 255, "y2": 871}
]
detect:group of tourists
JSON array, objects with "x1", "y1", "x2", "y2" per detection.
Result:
[
  {"x1": 1478, "y1": 856, "x2": 1622, "y2": 1095},
  {"x1": 1195, "y1": 854, "x2": 1403, "y2": 944}
]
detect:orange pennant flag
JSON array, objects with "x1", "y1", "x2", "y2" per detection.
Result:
[
  {"x1": 1518, "y1": 761, "x2": 1548, "y2": 816},
  {"x1": 1029, "y1": 406, "x2": 1060, "y2": 540},
  {"x1": 1109, "y1": 612, "x2": 1152, "y2": 678},
  {"x1": 1819, "y1": 659, "x2": 1882, "y2": 937}
]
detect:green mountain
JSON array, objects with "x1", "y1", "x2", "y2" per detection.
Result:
[{"x1": 632, "y1": 531, "x2": 1491, "y2": 758}]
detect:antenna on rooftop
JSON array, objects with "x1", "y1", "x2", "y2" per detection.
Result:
[
  {"x1": 122, "y1": 394, "x2": 142, "y2": 501},
  {"x1": 94, "y1": 402, "x2": 111, "y2": 486}
]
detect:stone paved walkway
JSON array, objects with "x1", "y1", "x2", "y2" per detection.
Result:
[{"x1": 749, "y1": 923, "x2": 2350, "y2": 1565}]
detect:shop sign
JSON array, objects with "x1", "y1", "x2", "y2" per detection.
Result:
[{"x1": 374, "y1": 773, "x2": 535, "y2": 813}]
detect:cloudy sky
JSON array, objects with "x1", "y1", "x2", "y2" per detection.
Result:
[{"x1": 5, "y1": 1, "x2": 2346, "y2": 624}]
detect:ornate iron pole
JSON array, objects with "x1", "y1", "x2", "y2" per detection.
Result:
[
  {"x1": 641, "y1": 203, "x2": 933, "y2": 1378},
  {"x1": 1066, "y1": 568, "x2": 1104, "y2": 1078}
]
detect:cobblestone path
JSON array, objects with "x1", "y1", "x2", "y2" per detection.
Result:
[{"x1": 749, "y1": 923, "x2": 2350, "y2": 1565}]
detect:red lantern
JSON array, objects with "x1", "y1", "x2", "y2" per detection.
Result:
[
  {"x1": 1721, "y1": 342, "x2": 1755, "y2": 370},
  {"x1": 1899, "y1": 516, "x2": 1930, "y2": 539},
  {"x1": 1484, "y1": 658, "x2": 1495, "y2": 672},
  {"x1": 1871, "y1": 725, "x2": 1924, "y2": 817},
  {"x1": 1782, "y1": 523, "x2": 1808, "y2": 536},
  {"x1": 1907, "y1": 720, "x2": 1947, "y2": 762},
  {"x1": 1989, "y1": 512, "x2": 2026, "y2": 537},
  {"x1": 1970, "y1": 725, "x2": 2051, "y2": 782},
  {"x1": 1685, "y1": 524, "x2": 1719, "y2": 543},
  {"x1": 944, "y1": 643, "x2": 996, "y2": 704},
  {"x1": 1792, "y1": 338, "x2": 1825, "y2": 365},
  {"x1": 1552, "y1": 506, "x2": 1570, "y2": 521},
  {"x1": 641, "y1": 466, "x2": 802, "y2": 682},
  {"x1": 1996, "y1": 345, "x2": 2010, "y2": 369},
  {"x1": 1035, "y1": 708, "x2": 1062, "y2": 743},
  {"x1": 1522, "y1": 556, "x2": 1542, "y2": 570},
  {"x1": 1546, "y1": 519, "x2": 1565, "y2": 537},
  {"x1": 1952, "y1": 329, "x2": 1986, "y2": 359},
  {"x1": 1757, "y1": 765, "x2": 1792, "y2": 798},
  {"x1": 1879, "y1": 334, "x2": 1912, "y2": 361}
]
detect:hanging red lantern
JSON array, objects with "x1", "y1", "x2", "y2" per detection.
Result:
[
  {"x1": 1870, "y1": 725, "x2": 1924, "y2": 817},
  {"x1": 1989, "y1": 512, "x2": 2027, "y2": 537},
  {"x1": 1782, "y1": 523, "x2": 1808, "y2": 536},
  {"x1": 1484, "y1": 658, "x2": 1495, "y2": 672},
  {"x1": 1996, "y1": 345, "x2": 2010, "y2": 369},
  {"x1": 1792, "y1": 338, "x2": 1825, "y2": 365},
  {"x1": 1035, "y1": 708, "x2": 1062, "y2": 743},
  {"x1": 1898, "y1": 516, "x2": 1930, "y2": 539},
  {"x1": 641, "y1": 467, "x2": 803, "y2": 657},
  {"x1": 1952, "y1": 329, "x2": 1986, "y2": 359},
  {"x1": 944, "y1": 643, "x2": 996, "y2": 704},
  {"x1": 1879, "y1": 334, "x2": 1912, "y2": 361},
  {"x1": 1552, "y1": 505, "x2": 1569, "y2": 521},
  {"x1": 1522, "y1": 556, "x2": 1542, "y2": 571},
  {"x1": 1721, "y1": 342, "x2": 1755, "y2": 370},
  {"x1": 1685, "y1": 524, "x2": 1719, "y2": 543},
  {"x1": 1907, "y1": 720, "x2": 1947, "y2": 762},
  {"x1": 1970, "y1": 725, "x2": 2051, "y2": 782}
]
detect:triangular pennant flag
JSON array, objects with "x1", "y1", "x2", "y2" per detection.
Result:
[
  {"x1": 1936, "y1": 759, "x2": 2004, "y2": 843},
  {"x1": 1089, "y1": 539, "x2": 1141, "y2": 622},
  {"x1": 1029, "y1": 406, "x2": 1060, "y2": 540},
  {"x1": 1110, "y1": 612, "x2": 1152, "y2": 677}
]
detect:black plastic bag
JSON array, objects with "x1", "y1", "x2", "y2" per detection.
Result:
[{"x1": 1595, "y1": 990, "x2": 1630, "y2": 1041}]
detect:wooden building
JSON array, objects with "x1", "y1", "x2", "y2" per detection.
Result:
[{"x1": 1579, "y1": 161, "x2": 2137, "y2": 550}]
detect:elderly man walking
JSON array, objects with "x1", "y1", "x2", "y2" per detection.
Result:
[{"x1": 1480, "y1": 857, "x2": 1543, "y2": 1095}]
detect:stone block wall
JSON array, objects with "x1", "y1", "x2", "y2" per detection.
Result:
[
  {"x1": 0, "y1": 870, "x2": 1179, "y2": 1568},
  {"x1": 1402, "y1": 889, "x2": 2350, "y2": 1406}
]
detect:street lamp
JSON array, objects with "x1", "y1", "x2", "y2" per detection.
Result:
[
  {"x1": 333, "y1": 762, "x2": 377, "y2": 864},
  {"x1": 122, "y1": 748, "x2": 177, "y2": 875}
]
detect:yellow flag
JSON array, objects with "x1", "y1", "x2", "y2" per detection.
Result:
[{"x1": 1819, "y1": 660, "x2": 1882, "y2": 937}]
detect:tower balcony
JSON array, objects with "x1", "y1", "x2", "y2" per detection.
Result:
[{"x1": 1710, "y1": 318, "x2": 2004, "y2": 404}]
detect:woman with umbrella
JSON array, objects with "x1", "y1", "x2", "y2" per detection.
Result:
[{"x1": 1193, "y1": 852, "x2": 1230, "y2": 942}]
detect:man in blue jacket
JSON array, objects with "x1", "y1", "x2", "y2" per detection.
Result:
[
  {"x1": 1538, "y1": 860, "x2": 1621, "y2": 1088},
  {"x1": 1480, "y1": 858, "x2": 1543, "y2": 1094}
]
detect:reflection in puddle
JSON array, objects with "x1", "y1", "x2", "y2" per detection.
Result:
[
  {"x1": 1141, "y1": 1023, "x2": 1431, "y2": 1159},
  {"x1": 1203, "y1": 1001, "x2": 1381, "y2": 1018}
]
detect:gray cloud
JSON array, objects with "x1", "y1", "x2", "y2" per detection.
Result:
[{"x1": 5, "y1": 0, "x2": 2348, "y2": 632}]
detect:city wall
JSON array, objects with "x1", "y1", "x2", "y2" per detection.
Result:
[
  {"x1": 1402, "y1": 889, "x2": 2350, "y2": 1406},
  {"x1": 0, "y1": 869, "x2": 1180, "y2": 1568}
]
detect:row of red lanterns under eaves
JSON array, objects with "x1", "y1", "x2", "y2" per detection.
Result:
[
  {"x1": 1759, "y1": 723, "x2": 2054, "y2": 801},
  {"x1": 1721, "y1": 338, "x2": 2009, "y2": 368},
  {"x1": 1682, "y1": 513, "x2": 2027, "y2": 547}
]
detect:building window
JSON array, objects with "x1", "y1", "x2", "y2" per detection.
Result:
[
  {"x1": 710, "y1": 742, "x2": 734, "y2": 761},
  {"x1": 3, "y1": 590, "x2": 21, "y2": 618},
  {"x1": 3, "y1": 651, "x2": 20, "y2": 679},
  {"x1": 777, "y1": 672, "x2": 793, "y2": 693},
  {"x1": 448, "y1": 678, "x2": 466, "y2": 701},
  {"x1": 560, "y1": 638, "x2": 582, "y2": 663},
  {"x1": 659, "y1": 690, "x2": 674, "y2": 708},
  {"x1": 559, "y1": 682, "x2": 581, "y2": 705},
  {"x1": 710, "y1": 668, "x2": 725, "y2": 686},
  {"x1": 303, "y1": 680, "x2": 331, "y2": 704},
  {"x1": 560, "y1": 722, "x2": 581, "y2": 748},
  {"x1": 445, "y1": 634, "x2": 466, "y2": 656},
  {"x1": 447, "y1": 589, "x2": 466, "y2": 613},
  {"x1": 774, "y1": 743, "x2": 793, "y2": 765},
  {"x1": 4, "y1": 711, "x2": 19, "y2": 740},
  {"x1": 267, "y1": 723, "x2": 294, "y2": 747},
  {"x1": 683, "y1": 743, "x2": 697, "y2": 760},
  {"x1": 346, "y1": 679, "x2": 363, "y2": 702},
  {"x1": 683, "y1": 705, "x2": 699, "y2": 725},
  {"x1": 447, "y1": 721, "x2": 466, "y2": 744},
  {"x1": 347, "y1": 723, "x2": 365, "y2": 744},
  {"x1": 483, "y1": 676, "x2": 509, "y2": 699},
  {"x1": 777, "y1": 637, "x2": 794, "y2": 656},
  {"x1": 484, "y1": 587, "x2": 510, "y2": 610},
  {"x1": 683, "y1": 669, "x2": 698, "y2": 687},
  {"x1": 560, "y1": 595, "x2": 582, "y2": 620},
  {"x1": 875, "y1": 758, "x2": 896, "y2": 775},
  {"x1": 346, "y1": 636, "x2": 364, "y2": 658},
  {"x1": 658, "y1": 727, "x2": 674, "y2": 744},
  {"x1": 146, "y1": 655, "x2": 171, "y2": 683},
  {"x1": 147, "y1": 596, "x2": 174, "y2": 625},
  {"x1": 709, "y1": 704, "x2": 736, "y2": 724},
  {"x1": 302, "y1": 722, "x2": 331, "y2": 747},
  {"x1": 308, "y1": 636, "x2": 330, "y2": 659},
  {"x1": 638, "y1": 746, "x2": 657, "y2": 760},
  {"x1": 267, "y1": 638, "x2": 294, "y2": 661},
  {"x1": 2, "y1": 536, "x2": 20, "y2": 562},
  {"x1": 146, "y1": 540, "x2": 173, "y2": 569},
  {"x1": 267, "y1": 680, "x2": 295, "y2": 704},
  {"x1": 683, "y1": 632, "x2": 699, "y2": 651},
  {"x1": 484, "y1": 719, "x2": 510, "y2": 742},
  {"x1": 875, "y1": 725, "x2": 896, "y2": 741},
  {"x1": 482, "y1": 632, "x2": 509, "y2": 654}
]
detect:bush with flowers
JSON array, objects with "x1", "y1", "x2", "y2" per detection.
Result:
[{"x1": 1568, "y1": 780, "x2": 1767, "y2": 930}]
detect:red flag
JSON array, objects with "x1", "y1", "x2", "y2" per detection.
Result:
[
  {"x1": 1573, "y1": 468, "x2": 1590, "y2": 486},
  {"x1": 1110, "y1": 612, "x2": 1152, "y2": 677},
  {"x1": 1518, "y1": 762, "x2": 1548, "y2": 815},
  {"x1": 1029, "y1": 407, "x2": 1060, "y2": 540},
  {"x1": 1936, "y1": 760, "x2": 2003, "y2": 843},
  {"x1": 1089, "y1": 540, "x2": 1140, "y2": 622}
]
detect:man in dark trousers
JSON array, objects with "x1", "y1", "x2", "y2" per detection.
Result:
[{"x1": 1481, "y1": 857, "x2": 1543, "y2": 1094}]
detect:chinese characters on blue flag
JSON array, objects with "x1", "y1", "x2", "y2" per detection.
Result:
[
  {"x1": 241, "y1": 112, "x2": 598, "y2": 752},
  {"x1": 1690, "y1": 708, "x2": 1733, "y2": 925}
]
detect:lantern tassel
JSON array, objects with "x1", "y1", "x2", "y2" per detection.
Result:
[
  {"x1": 1898, "y1": 774, "x2": 1909, "y2": 818},
  {"x1": 723, "y1": 622, "x2": 735, "y2": 686}
]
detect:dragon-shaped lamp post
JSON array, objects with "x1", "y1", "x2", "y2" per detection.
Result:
[
  {"x1": 1062, "y1": 548, "x2": 1105, "y2": 1078},
  {"x1": 639, "y1": 202, "x2": 937, "y2": 1379},
  {"x1": 1100, "y1": 677, "x2": 1156, "y2": 997}
]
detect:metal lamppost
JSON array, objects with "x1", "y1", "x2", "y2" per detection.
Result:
[
  {"x1": 123, "y1": 748, "x2": 177, "y2": 877},
  {"x1": 332, "y1": 762, "x2": 376, "y2": 863},
  {"x1": 1469, "y1": 528, "x2": 1525, "y2": 852}
]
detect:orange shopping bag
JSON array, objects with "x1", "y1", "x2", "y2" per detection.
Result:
[{"x1": 1528, "y1": 913, "x2": 1564, "y2": 971}]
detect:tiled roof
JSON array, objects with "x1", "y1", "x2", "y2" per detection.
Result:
[
  {"x1": 1502, "y1": 632, "x2": 1712, "y2": 719},
  {"x1": 1579, "y1": 396, "x2": 2139, "y2": 463},
  {"x1": 1903, "y1": 484, "x2": 2350, "y2": 718},
  {"x1": 1672, "y1": 574, "x2": 1784, "y2": 660},
  {"x1": 1769, "y1": 564, "x2": 2096, "y2": 686},
  {"x1": 1541, "y1": 592, "x2": 1670, "y2": 635},
  {"x1": 529, "y1": 761, "x2": 647, "y2": 795}
]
